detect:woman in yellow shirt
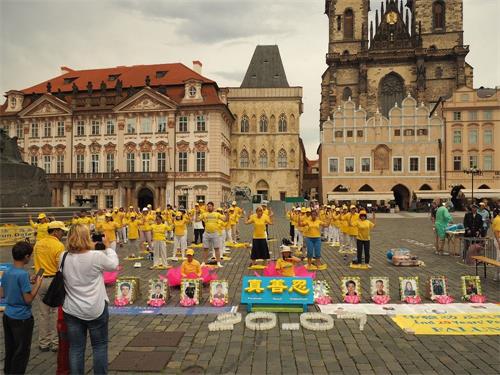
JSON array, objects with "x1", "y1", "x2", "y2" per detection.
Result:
[
  {"x1": 125, "y1": 214, "x2": 140, "y2": 258},
  {"x1": 96, "y1": 213, "x2": 120, "y2": 250},
  {"x1": 347, "y1": 205, "x2": 360, "y2": 251},
  {"x1": 29, "y1": 213, "x2": 50, "y2": 242},
  {"x1": 339, "y1": 206, "x2": 350, "y2": 250},
  {"x1": 353, "y1": 210, "x2": 375, "y2": 267},
  {"x1": 181, "y1": 249, "x2": 202, "y2": 277},
  {"x1": 492, "y1": 213, "x2": 500, "y2": 281},
  {"x1": 150, "y1": 216, "x2": 172, "y2": 269},
  {"x1": 172, "y1": 211, "x2": 190, "y2": 261},
  {"x1": 246, "y1": 206, "x2": 273, "y2": 266},
  {"x1": 299, "y1": 209, "x2": 328, "y2": 270},
  {"x1": 275, "y1": 246, "x2": 301, "y2": 277}
]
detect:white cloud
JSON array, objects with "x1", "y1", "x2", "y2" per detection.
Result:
[{"x1": 0, "y1": 0, "x2": 498, "y2": 159}]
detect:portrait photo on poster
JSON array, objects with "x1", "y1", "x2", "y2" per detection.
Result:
[
  {"x1": 115, "y1": 279, "x2": 136, "y2": 304},
  {"x1": 148, "y1": 279, "x2": 169, "y2": 301},
  {"x1": 313, "y1": 280, "x2": 332, "y2": 299},
  {"x1": 181, "y1": 278, "x2": 201, "y2": 302},
  {"x1": 399, "y1": 276, "x2": 419, "y2": 300},
  {"x1": 210, "y1": 280, "x2": 229, "y2": 303},
  {"x1": 429, "y1": 276, "x2": 448, "y2": 298},
  {"x1": 461, "y1": 275, "x2": 482, "y2": 296},
  {"x1": 341, "y1": 276, "x2": 361, "y2": 297},
  {"x1": 370, "y1": 277, "x2": 389, "y2": 297}
]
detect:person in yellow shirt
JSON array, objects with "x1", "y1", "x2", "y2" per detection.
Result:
[
  {"x1": 196, "y1": 202, "x2": 227, "y2": 267},
  {"x1": 300, "y1": 209, "x2": 328, "y2": 270},
  {"x1": 96, "y1": 213, "x2": 120, "y2": 250},
  {"x1": 29, "y1": 213, "x2": 50, "y2": 242},
  {"x1": 339, "y1": 205, "x2": 350, "y2": 249},
  {"x1": 150, "y1": 216, "x2": 171, "y2": 269},
  {"x1": 492, "y1": 212, "x2": 500, "y2": 281},
  {"x1": 246, "y1": 206, "x2": 273, "y2": 266},
  {"x1": 353, "y1": 210, "x2": 375, "y2": 267},
  {"x1": 331, "y1": 207, "x2": 341, "y2": 245},
  {"x1": 172, "y1": 211, "x2": 190, "y2": 261},
  {"x1": 347, "y1": 205, "x2": 360, "y2": 251},
  {"x1": 139, "y1": 207, "x2": 154, "y2": 252},
  {"x1": 33, "y1": 220, "x2": 68, "y2": 351},
  {"x1": 181, "y1": 249, "x2": 202, "y2": 277},
  {"x1": 125, "y1": 214, "x2": 140, "y2": 258},
  {"x1": 275, "y1": 246, "x2": 301, "y2": 277},
  {"x1": 231, "y1": 201, "x2": 243, "y2": 241},
  {"x1": 192, "y1": 204, "x2": 205, "y2": 245}
]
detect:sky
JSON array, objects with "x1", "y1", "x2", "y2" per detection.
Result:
[{"x1": 1, "y1": 0, "x2": 499, "y2": 159}]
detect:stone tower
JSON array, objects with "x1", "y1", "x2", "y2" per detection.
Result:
[{"x1": 320, "y1": 0, "x2": 473, "y2": 127}]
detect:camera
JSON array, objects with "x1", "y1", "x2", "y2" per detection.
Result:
[{"x1": 92, "y1": 233, "x2": 104, "y2": 242}]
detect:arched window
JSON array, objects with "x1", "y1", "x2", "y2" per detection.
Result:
[
  {"x1": 433, "y1": 1, "x2": 445, "y2": 30},
  {"x1": 379, "y1": 73, "x2": 405, "y2": 117},
  {"x1": 278, "y1": 114, "x2": 287, "y2": 132},
  {"x1": 277, "y1": 149, "x2": 287, "y2": 168},
  {"x1": 342, "y1": 87, "x2": 352, "y2": 102},
  {"x1": 259, "y1": 149, "x2": 268, "y2": 168},
  {"x1": 240, "y1": 115, "x2": 249, "y2": 133},
  {"x1": 344, "y1": 9, "x2": 354, "y2": 39},
  {"x1": 239, "y1": 150, "x2": 249, "y2": 168},
  {"x1": 259, "y1": 115, "x2": 268, "y2": 132}
]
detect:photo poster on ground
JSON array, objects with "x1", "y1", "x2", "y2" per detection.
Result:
[
  {"x1": 399, "y1": 276, "x2": 419, "y2": 301},
  {"x1": 429, "y1": 276, "x2": 448, "y2": 299},
  {"x1": 181, "y1": 278, "x2": 201, "y2": 304},
  {"x1": 370, "y1": 277, "x2": 389, "y2": 298},
  {"x1": 313, "y1": 280, "x2": 332, "y2": 300},
  {"x1": 147, "y1": 278, "x2": 169, "y2": 302},
  {"x1": 115, "y1": 278, "x2": 138, "y2": 305},
  {"x1": 460, "y1": 275, "x2": 482, "y2": 298},
  {"x1": 341, "y1": 276, "x2": 361, "y2": 297},
  {"x1": 209, "y1": 280, "x2": 229, "y2": 304}
]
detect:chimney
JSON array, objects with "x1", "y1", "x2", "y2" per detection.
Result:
[
  {"x1": 60, "y1": 66, "x2": 74, "y2": 74},
  {"x1": 192, "y1": 60, "x2": 202, "y2": 75}
]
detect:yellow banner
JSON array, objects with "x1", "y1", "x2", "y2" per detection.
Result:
[
  {"x1": 392, "y1": 313, "x2": 500, "y2": 335},
  {"x1": 0, "y1": 226, "x2": 35, "y2": 246}
]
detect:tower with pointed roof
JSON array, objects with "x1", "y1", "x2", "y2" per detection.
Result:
[
  {"x1": 226, "y1": 45, "x2": 303, "y2": 200},
  {"x1": 321, "y1": 0, "x2": 473, "y2": 125}
]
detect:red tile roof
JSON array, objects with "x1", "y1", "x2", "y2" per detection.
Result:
[{"x1": 21, "y1": 63, "x2": 215, "y2": 94}]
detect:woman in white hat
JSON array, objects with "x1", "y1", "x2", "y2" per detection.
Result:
[{"x1": 275, "y1": 246, "x2": 301, "y2": 277}]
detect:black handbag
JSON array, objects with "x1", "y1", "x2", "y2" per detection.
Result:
[{"x1": 42, "y1": 252, "x2": 68, "y2": 307}]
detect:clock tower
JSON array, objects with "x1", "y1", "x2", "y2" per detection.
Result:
[{"x1": 320, "y1": 0, "x2": 472, "y2": 126}]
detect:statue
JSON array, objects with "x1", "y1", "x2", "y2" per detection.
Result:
[{"x1": 0, "y1": 129, "x2": 51, "y2": 207}]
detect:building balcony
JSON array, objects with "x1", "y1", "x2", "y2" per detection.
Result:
[{"x1": 47, "y1": 172, "x2": 168, "y2": 182}]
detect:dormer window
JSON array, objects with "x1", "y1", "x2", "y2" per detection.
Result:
[
  {"x1": 156, "y1": 71, "x2": 167, "y2": 78},
  {"x1": 10, "y1": 96, "x2": 16, "y2": 109},
  {"x1": 107, "y1": 74, "x2": 120, "y2": 81},
  {"x1": 188, "y1": 86, "x2": 197, "y2": 97},
  {"x1": 63, "y1": 77, "x2": 78, "y2": 85}
]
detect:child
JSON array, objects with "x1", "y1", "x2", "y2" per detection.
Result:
[
  {"x1": 1, "y1": 241, "x2": 43, "y2": 374},
  {"x1": 275, "y1": 246, "x2": 301, "y2": 277}
]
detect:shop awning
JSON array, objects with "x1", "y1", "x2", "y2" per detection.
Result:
[
  {"x1": 326, "y1": 191, "x2": 395, "y2": 201},
  {"x1": 461, "y1": 189, "x2": 500, "y2": 199},
  {"x1": 414, "y1": 190, "x2": 451, "y2": 200}
]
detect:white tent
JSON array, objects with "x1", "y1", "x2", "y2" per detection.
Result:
[
  {"x1": 461, "y1": 189, "x2": 500, "y2": 199},
  {"x1": 414, "y1": 190, "x2": 451, "y2": 200},
  {"x1": 327, "y1": 191, "x2": 395, "y2": 201}
]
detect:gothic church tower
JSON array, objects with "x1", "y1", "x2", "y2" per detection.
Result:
[{"x1": 320, "y1": 0, "x2": 473, "y2": 127}]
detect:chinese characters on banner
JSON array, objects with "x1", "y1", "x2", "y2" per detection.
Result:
[{"x1": 241, "y1": 276, "x2": 314, "y2": 311}]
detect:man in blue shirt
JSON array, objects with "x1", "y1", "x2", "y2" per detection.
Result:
[{"x1": 0, "y1": 241, "x2": 43, "y2": 374}]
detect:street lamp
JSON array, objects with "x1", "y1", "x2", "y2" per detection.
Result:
[{"x1": 463, "y1": 167, "x2": 482, "y2": 203}]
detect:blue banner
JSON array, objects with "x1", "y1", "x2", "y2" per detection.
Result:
[{"x1": 240, "y1": 276, "x2": 314, "y2": 309}]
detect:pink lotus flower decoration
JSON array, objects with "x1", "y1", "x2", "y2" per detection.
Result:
[
  {"x1": 114, "y1": 297, "x2": 129, "y2": 307},
  {"x1": 434, "y1": 295, "x2": 454, "y2": 304},
  {"x1": 180, "y1": 297, "x2": 197, "y2": 307},
  {"x1": 315, "y1": 296, "x2": 332, "y2": 305},
  {"x1": 344, "y1": 295, "x2": 360, "y2": 304},
  {"x1": 470, "y1": 294, "x2": 486, "y2": 303},
  {"x1": 405, "y1": 296, "x2": 422, "y2": 304},
  {"x1": 211, "y1": 298, "x2": 226, "y2": 307},
  {"x1": 147, "y1": 298, "x2": 165, "y2": 307},
  {"x1": 372, "y1": 295, "x2": 391, "y2": 304}
]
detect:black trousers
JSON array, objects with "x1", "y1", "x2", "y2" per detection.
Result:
[
  {"x1": 356, "y1": 239, "x2": 370, "y2": 264},
  {"x1": 194, "y1": 229, "x2": 204, "y2": 244},
  {"x1": 3, "y1": 314, "x2": 34, "y2": 375},
  {"x1": 289, "y1": 224, "x2": 294, "y2": 241}
]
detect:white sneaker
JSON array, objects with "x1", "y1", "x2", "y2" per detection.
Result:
[{"x1": 217, "y1": 262, "x2": 223, "y2": 268}]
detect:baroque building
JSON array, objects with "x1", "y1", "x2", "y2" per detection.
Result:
[
  {"x1": 226, "y1": 45, "x2": 303, "y2": 201},
  {"x1": 319, "y1": 0, "x2": 475, "y2": 207},
  {"x1": 442, "y1": 86, "x2": 500, "y2": 198},
  {"x1": 0, "y1": 62, "x2": 233, "y2": 208}
]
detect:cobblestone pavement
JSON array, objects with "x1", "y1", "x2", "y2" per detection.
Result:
[{"x1": 1, "y1": 213, "x2": 499, "y2": 374}]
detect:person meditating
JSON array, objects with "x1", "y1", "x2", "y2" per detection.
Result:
[
  {"x1": 181, "y1": 249, "x2": 202, "y2": 278},
  {"x1": 275, "y1": 246, "x2": 301, "y2": 277}
]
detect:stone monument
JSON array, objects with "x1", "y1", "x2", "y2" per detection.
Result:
[{"x1": 0, "y1": 129, "x2": 51, "y2": 207}]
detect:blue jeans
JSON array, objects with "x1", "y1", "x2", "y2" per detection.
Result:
[
  {"x1": 306, "y1": 237, "x2": 322, "y2": 258},
  {"x1": 64, "y1": 303, "x2": 108, "y2": 375}
]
